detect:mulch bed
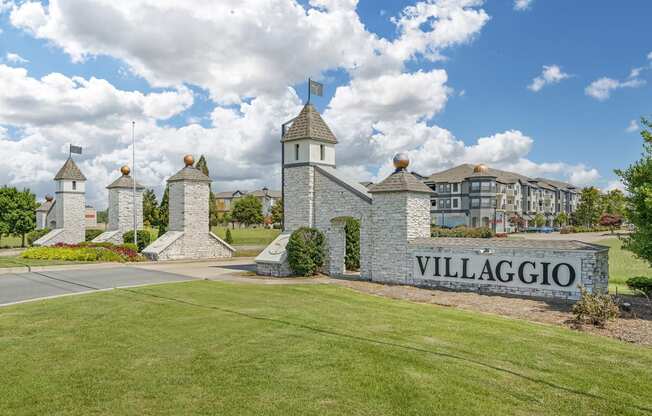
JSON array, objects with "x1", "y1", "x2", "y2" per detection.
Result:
[{"x1": 333, "y1": 280, "x2": 652, "y2": 347}]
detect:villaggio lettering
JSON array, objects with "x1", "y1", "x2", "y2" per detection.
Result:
[{"x1": 414, "y1": 254, "x2": 580, "y2": 290}]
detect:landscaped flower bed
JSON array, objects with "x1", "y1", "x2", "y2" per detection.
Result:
[{"x1": 21, "y1": 242, "x2": 144, "y2": 263}]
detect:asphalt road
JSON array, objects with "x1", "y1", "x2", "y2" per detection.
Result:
[{"x1": 0, "y1": 266, "x2": 195, "y2": 306}]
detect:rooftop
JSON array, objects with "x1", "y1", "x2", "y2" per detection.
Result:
[
  {"x1": 107, "y1": 174, "x2": 145, "y2": 190},
  {"x1": 282, "y1": 104, "x2": 337, "y2": 144},
  {"x1": 167, "y1": 166, "x2": 212, "y2": 183},
  {"x1": 54, "y1": 157, "x2": 87, "y2": 181},
  {"x1": 369, "y1": 170, "x2": 434, "y2": 194}
]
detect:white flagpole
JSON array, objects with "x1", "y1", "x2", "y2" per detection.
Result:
[{"x1": 132, "y1": 121, "x2": 137, "y2": 246}]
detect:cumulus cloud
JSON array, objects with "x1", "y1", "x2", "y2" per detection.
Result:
[
  {"x1": 585, "y1": 74, "x2": 646, "y2": 101},
  {"x1": 626, "y1": 119, "x2": 639, "y2": 133},
  {"x1": 514, "y1": 0, "x2": 534, "y2": 11},
  {"x1": 5, "y1": 52, "x2": 29, "y2": 64},
  {"x1": 528, "y1": 65, "x2": 570, "y2": 92},
  {"x1": 604, "y1": 179, "x2": 625, "y2": 193},
  {"x1": 648, "y1": 51, "x2": 652, "y2": 61}
]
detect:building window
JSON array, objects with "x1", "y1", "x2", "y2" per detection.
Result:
[
  {"x1": 471, "y1": 182, "x2": 480, "y2": 192},
  {"x1": 452, "y1": 183, "x2": 458, "y2": 192},
  {"x1": 320, "y1": 144, "x2": 325, "y2": 161},
  {"x1": 72, "y1": 181, "x2": 77, "y2": 190},
  {"x1": 471, "y1": 198, "x2": 480, "y2": 208},
  {"x1": 294, "y1": 144, "x2": 300, "y2": 161},
  {"x1": 453, "y1": 198, "x2": 458, "y2": 208},
  {"x1": 431, "y1": 199, "x2": 437, "y2": 208}
]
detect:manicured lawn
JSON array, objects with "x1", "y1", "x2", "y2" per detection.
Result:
[
  {"x1": 1, "y1": 281, "x2": 650, "y2": 415},
  {"x1": 597, "y1": 237, "x2": 652, "y2": 294},
  {"x1": 212, "y1": 226, "x2": 280, "y2": 245},
  {"x1": 0, "y1": 256, "x2": 91, "y2": 268}
]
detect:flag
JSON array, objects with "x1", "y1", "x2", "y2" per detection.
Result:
[
  {"x1": 309, "y1": 79, "x2": 323, "y2": 97},
  {"x1": 70, "y1": 145, "x2": 82, "y2": 155}
]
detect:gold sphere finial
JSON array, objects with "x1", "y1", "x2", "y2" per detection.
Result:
[
  {"x1": 184, "y1": 154, "x2": 194, "y2": 167},
  {"x1": 393, "y1": 152, "x2": 409, "y2": 171},
  {"x1": 120, "y1": 165, "x2": 131, "y2": 176},
  {"x1": 45, "y1": 194, "x2": 53, "y2": 202},
  {"x1": 473, "y1": 163, "x2": 489, "y2": 173}
]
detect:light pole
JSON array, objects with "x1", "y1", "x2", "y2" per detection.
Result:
[{"x1": 132, "y1": 121, "x2": 137, "y2": 246}]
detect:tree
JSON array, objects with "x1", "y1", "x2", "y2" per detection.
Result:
[
  {"x1": 0, "y1": 186, "x2": 36, "y2": 247},
  {"x1": 158, "y1": 186, "x2": 169, "y2": 235},
  {"x1": 97, "y1": 209, "x2": 108, "y2": 225},
  {"x1": 142, "y1": 188, "x2": 159, "y2": 227},
  {"x1": 0, "y1": 187, "x2": 12, "y2": 246},
  {"x1": 345, "y1": 218, "x2": 360, "y2": 271},
  {"x1": 599, "y1": 213, "x2": 623, "y2": 234},
  {"x1": 195, "y1": 155, "x2": 219, "y2": 227},
  {"x1": 508, "y1": 213, "x2": 525, "y2": 232},
  {"x1": 534, "y1": 213, "x2": 545, "y2": 228},
  {"x1": 602, "y1": 189, "x2": 626, "y2": 217},
  {"x1": 554, "y1": 212, "x2": 569, "y2": 227},
  {"x1": 231, "y1": 195, "x2": 263, "y2": 226},
  {"x1": 271, "y1": 198, "x2": 283, "y2": 225},
  {"x1": 574, "y1": 187, "x2": 603, "y2": 227},
  {"x1": 616, "y1": 116, "x2": 652, "y2": 266}
]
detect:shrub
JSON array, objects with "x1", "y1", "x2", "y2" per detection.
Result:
[
  {"x1": 123, "y1": 230, "x2": 152, "y2": 252},
  {"x1": 560, "y1": 225, "x2": 611, "y2": 234},
  {"x1": 345, "y1": 218, "x2": 360, "y2": 271},
  {"x1": 626, "y1": 276, "x2": 652, "y2": 297},
  {"x1": 431, "y1": 226, "x2": 494, "y2": 238},
  {"x1": 85, "y1": 229, "x2": 104, "y2": 242},
  {"x1": 21, "y1": 243, "x2": 142, "y2": 262},
  {"x1": 26, "y1": 228, "x2": 50, "y2": 246},
  {"x1": 225, "y1": 228, "x2": 233, "y2": 244},
  {"x1": 572, "y1": 287, "x2": 619, "y2": 327},
  {"x1": 287, "y1": 227, "x2": 325, "y2": 276}
]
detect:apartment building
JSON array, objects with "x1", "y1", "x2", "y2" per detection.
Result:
[
  {"x1": 424, "y1": 164, "x2": 579, "y2": 233},
  {"x1": 214, "y1": 187, "x2": 281, "y2": 217}
]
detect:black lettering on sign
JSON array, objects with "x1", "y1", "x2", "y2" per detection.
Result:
[
  {"x1": 540, "y1": 262, "x2": 551, "y2": 285},
  {"x1": 479, "y1": 259, "x2": 495, "y2": 281},
  {"x1": 433, "y1": 257, "x2": 441, "y2": 277},
  {"x1": 518, "y1": 261, "x2": 538, "y2": 284},
  {"x1": 444, "y1": 257, "x2": 458, "y2": 278},
  {"x1": 416, "y1": 256, "x2": 430, "y2": 276},
  {"x1": 495, "y1": 260, "x2": 514, "y2": 282},
  {"x1": 552, "y1": 263, "x2": 576, "y2": 287},
  {"x1": 461, "y1": 258, "x2": 476, "y2": 279}
]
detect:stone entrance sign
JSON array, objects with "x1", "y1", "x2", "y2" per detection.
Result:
[{"x1": 256, "y1": 103, "x2": 609, "y2": 301}]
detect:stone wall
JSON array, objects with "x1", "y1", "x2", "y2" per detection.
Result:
[
  {"x1": 54, "y1": 190, "x2": 85, "y2": 244},
  {"x1": 108, "y1": 188, "x2": 143, "y2": 233},
  {"x1": 284, "y1": 166, "x2": 314, "y2": 232}
]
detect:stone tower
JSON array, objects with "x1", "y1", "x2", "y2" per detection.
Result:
[
  {"x1": 142, "y1": 155, "x2": 234, "y2": 260},
  {"x1": 35, "y1": 157, "x2": 87, "y2": 246},
  {"x1": 93, "y1": 165, "x2": 144, "y2": 245},
  {"x1": 368, "y1": 154, "x2": 433, "y2": 283},
  {"x1": 281, "y1": 103, "x2": 337, "y2": 232}
]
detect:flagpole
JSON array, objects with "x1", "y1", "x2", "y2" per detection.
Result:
[
  {"x1": 307, "y1": 77, "x2": 311, "y2": 104},
  {"x1": 132, "y1": 121, "x2": 137, "y2": 247}
]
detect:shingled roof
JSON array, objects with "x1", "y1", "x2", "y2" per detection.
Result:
[
  {"x1": 368, "y1": 170, "x2": 434, "y2": 194},
  {"x1": 54, "y1": 158, "x2": 87, "y2": 181},
  {"x1": 107, "y1": 174, "x2": 145, "y2": 190},
  {"x1": 282, "y1": 104, "x2": 337, "y2": 144},
  {"x1": 36, "y1": 199, "x2": 54, "y2": 213},
  {"x1": 167, "y1": 166, "x2": 212, "y2": 183}
]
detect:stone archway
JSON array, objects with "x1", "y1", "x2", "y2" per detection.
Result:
[{"x1": 326, "y1": 216, "x2": 361, "y2": 278}]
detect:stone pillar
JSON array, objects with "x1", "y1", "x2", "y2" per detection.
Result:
[
  {"x1": 368, "y1": 153, "x2": 433, "y2": 283},
  {"x1": 283, "y1": 165, "x2": 314, "y2": 232}
]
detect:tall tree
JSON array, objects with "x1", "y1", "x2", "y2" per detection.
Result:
[
  {"x1": 271, "y1": 198, "x2": 283, "y2": 225},
  {"x1": 554, "y1": 212, "x2": 569, "y2": 227},
  {"x1": 142, "y1": 188, "x2": 159, "y2": 227},
  {"x1": 616, "y1": 116, "x2": 652, "y2": 266},
  {"x1": 602, "y1": 189, "x2": 626, "y2": 216},
  {"x1": 575, "y1": 187, "x2": 603, "y2": 227},
  {"x1": 232, "y1": 195, "x2": 263, "y2": 226},
  {"x1": 195, "y1": 155, "x2": 219, "y2": 227},
  {"x1": 0, "y1": 187, "x2": 11, "y2": 245},
  {"x1": 158, "y1": 186, "x2": 169, "y2": 235},
  {"x1": 0, "y1": 187, "x2": 36, "y2": 247}
]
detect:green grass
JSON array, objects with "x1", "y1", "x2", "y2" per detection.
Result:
[
  {"x1": 0, "y1": 256, "x2": 91, "y2": 268},
  {"x1": 597, "y1": 238, "x2": 652, "y2": 294},
  {"x1": 1, "y1": 281, "x2": 650, "y2": 415},
  {"x1": 211, "y1": 226, "x2": 280, "y2": 246}
]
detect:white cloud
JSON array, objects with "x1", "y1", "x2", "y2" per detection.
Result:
[
  {"x1": 648, "y1": 51, "x2": 652, "y2": 61},
  {"x1": 604, "y1": 180, "x2": 625, "y2": 193},
  {"x1": 626, "y1": 119, "x2": 639, "y2": 133},
  {"x1": 585, "y1": 76, "x2": 645, "y2": 101},
  {"x1": 0, "y1": 0, "x2": 13, "y2": 13},
  {"x1": 5, "y1": 52, "x2": 29, "y2": 64},
  {"x1": 528, "y1": 65, "x2": 570, "y2": 92},
  {"x1": 514, "y1": 0, "x2": 534, "y2": 11}
]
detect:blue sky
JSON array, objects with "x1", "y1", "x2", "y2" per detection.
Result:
[{"x1": 0, "y1": 0, "x2": 650, "y2": 207}]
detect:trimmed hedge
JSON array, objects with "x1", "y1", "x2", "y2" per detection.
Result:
[
  {"x1": 21, "y1": 242, "x2": 143, "y2": 262},
  {"x1": 431, "y1": 226, "x2": 494, "y2": 238},
  {"x1": 560, "y1": 225, "x2": 612, "y2": 234},
  {"x1": 287, "y1": 227, "x2": 325, "y2": 276},
  {"x1": 626, "y1": 276, "x2": 652, "y2": 297},
  {"x1": 345, "y1": 218, "x2": 360, "y2": 271},
  {"x1": 85, "y1": 229, "x2": 104, "y2": 242},
  {"x1": 26, "y1": 228, "x2": 50, "y2": 246},
  {"x1": 123, "y1": 230, "x2": 152, "y2": 252}
]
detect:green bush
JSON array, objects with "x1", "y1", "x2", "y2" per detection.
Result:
[
  {"x1": 21, "y1": 242, "x2": 142, "y2": 262},
  {"x1": 123, "y1": 230, "x2": 152, "y2": 252},
  {"x1": 560, "y1": 225, "x2": 611, "y2": 234},
  {"x1": 225, "y1": 228, "x2": 233, "y2": 244},
  {"x1": 85, "y1": 229, "x2": 104, "y2": 241},
  {"x1": 287, "y1": 227, "x2": 325, "y2": 276},
  {"x1": 626, "y1": 276, "x2": 652, "y2": 297},
  {"x1": 572, "y1": 287, "x2": 619, "y2": 327},
  {"x1": 431, "y1": 226, "x2": 494, "y2": 238},
  {"x1": 26, "y1": 228, "x2": 50, "y2": 246},
  {"x1": 345, "y1": 218, "x2": 360, "y2": 271}
]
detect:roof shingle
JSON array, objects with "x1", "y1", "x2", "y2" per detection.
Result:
[
  {"x1": 282, "y1": 104, "x2": 337, "y2": 144},
  {"x1": 54, "y1": 158, "x2": 86, "y2": 181},
  {"x1": 368, "y1": 170, "x2": 433, "y2": 194},
  {"x1": 167, "y1": 166, "x2": 212, "y2": 183}
]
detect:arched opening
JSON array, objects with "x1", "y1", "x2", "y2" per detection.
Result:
[{"x1": 327, "y1": 216, "x2": 361, "y2": 278}]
